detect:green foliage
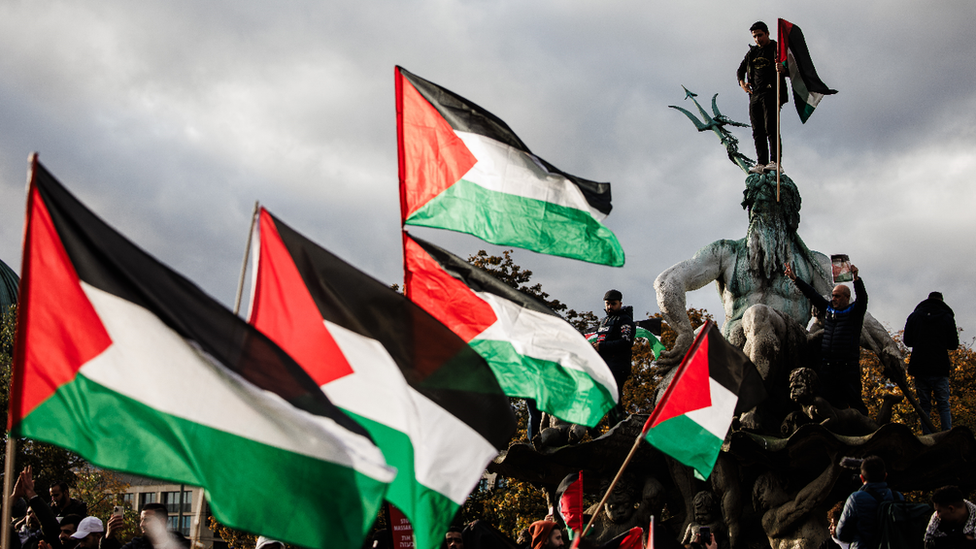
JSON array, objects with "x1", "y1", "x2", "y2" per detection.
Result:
[{"x1": 0, "y1": 305, "x2": 87, "y2": 499}]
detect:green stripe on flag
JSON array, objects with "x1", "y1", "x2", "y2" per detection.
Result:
[
  {"x1": 405, "y1": 179, "x2": 625, "y2": 267},
  {"x1": 342, "y1": 412, "x2": 460, "y2": 549},
  {"x1": 643, "y1": 414, "x2": 724, "y2": 479},
  {"x1": 470, "y1": 339, "x2": 616, "y2": 426},
  {"x1": 17, "y1": 374, "x2": 388, "y2": 549}
]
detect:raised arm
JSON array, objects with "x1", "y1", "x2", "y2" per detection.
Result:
[{"x1": 655, "y1": 241, "x2": 731, "y2": 366}]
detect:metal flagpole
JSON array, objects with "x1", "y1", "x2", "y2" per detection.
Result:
[{"x1": 233, "y1": 201, "x2": 260, "y2": 316}]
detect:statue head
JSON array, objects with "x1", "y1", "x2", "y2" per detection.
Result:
[
  {"x1": 600, "y1": 473, "x2": 662, "y2": 525},
  {"x1": 752, "y1": 472, "x2": 789, "y2": 511},
  {"x1": 788, "y1": 368, "x2": 819, "y2": 403},
  {"x1": 602, "y1": 475, "x2": 642, "y2": 524},
  {"x1": 693, "y1": 491, "x2": 716, "y2": 524},
  {"x1": 741, "y1": 173, "x2": 802, "y2": 280}
]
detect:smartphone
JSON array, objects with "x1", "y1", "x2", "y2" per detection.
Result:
[
  {"x1": 112, "y1": 506, "x2": 123, "y2": 518},
  {"x1": 699, "y1": 526, "x2": 710, "y2": 543}
]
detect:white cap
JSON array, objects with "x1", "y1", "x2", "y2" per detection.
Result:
[
  {"x1": 256, "y1": 537, "x2": 283, "y2": 549},
  {"x1": 71, "y1": 517, "x2": 104, "y2": 539}
]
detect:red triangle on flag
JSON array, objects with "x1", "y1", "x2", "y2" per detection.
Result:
[
  {"x1": 645, "y1": 323, "x2": 713, "y2": 430},
  {"x1": 249, "y1": 209, "x2": 354, "y2": 386},
  {"x1": 396, "y1": 67, "x2": 478, "y2": 222}
]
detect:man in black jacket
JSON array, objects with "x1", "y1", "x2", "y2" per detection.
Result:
[
  {"x1": 737, "y1": 21, "x2": 789, "y2": 174},
  {"x1": 594, "y1": 289, "x2": 635, "y2": 424},
  {"x1": 785, "y1": 263, "x2": 868, "y2": 414},
  {"x1": 905, "y1": 292, "x2": 959, "y2": 433}
]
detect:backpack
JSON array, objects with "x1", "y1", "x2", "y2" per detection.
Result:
[{"x1": 874, "y1": 500, "x2": 933, "y2": 549}]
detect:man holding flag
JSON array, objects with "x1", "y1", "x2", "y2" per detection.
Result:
[{"x1": 737, "y1": 21, "x2": 788, "y2": 175}]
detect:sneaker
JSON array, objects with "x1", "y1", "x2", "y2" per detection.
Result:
[
  {"x1": 748, "y1": 164, "x2": 765, "y2": 174},
  {"x1": 766, "y1": 161, "x2": 784, "y2": 173}
]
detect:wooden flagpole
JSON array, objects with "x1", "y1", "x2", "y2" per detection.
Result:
[
  {"x1": 578, "y1": 322, "x2": 714, "y2": 542},
  {"x1": 776, "y1": 69, "x2": 782, "y2": 202},
  {"x1": 233, "y1": 201, "x2": 260, "y2": 316}
]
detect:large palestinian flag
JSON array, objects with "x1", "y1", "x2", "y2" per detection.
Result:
[
  {"x1": 396, "y1": 66, "x2": 625, "y2": 267},
  {"x1": 10, "y1": 157, "x2": 395, "y2": 549},
  {"x1": 403, "y1": 233, "x2": 616, "y2": 427},
  {"x1": 247, "y1": 210, "x2": 515, "y2": 549},
  {"x1": 641, "y1": 322, "x2": 764, "y2": 479},
  {"x1": 778, "y1": 19, "x2": 837, "y2": 123}
]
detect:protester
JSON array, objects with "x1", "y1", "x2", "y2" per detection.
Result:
[
  {"x1": 70, "y1": 518, "x2": 104, "y2": 549},
  {"x1": 924, "y1": 486, "x2": 976, "y2": 549},
  {"x1": 736, "y1": 21, "x2": 788, "y2": 174},
  {"x1": 593, "y1": 289, "x2": 635, "y2": 425},
  {"x1": 444, "y1": 527, "x2": 464, "y2": 549},
  {"x1": 836, "y1": 456, "x2": 903, "y2": 549},
  {"x1": 527, "y1": 521, "x2": 564, "y2": 549},
  {"x1": 58, "y1": 515, "x2": 84, "y2": 549},
  {"x1": 905, "y1": 292, "x2": 960, "y2": 434},
  {"x1": 49, "y1": 483, "x2": 87, "y2": 519},
  {"x1": 827, "y1": 501, "x2": 847, "y2": 549},
  {"x1": 785, "y1": 263, "x2": 869, "y2": 414},
  {"x1": 115, "y1": 503, "x2": 190, "y2": 549}
]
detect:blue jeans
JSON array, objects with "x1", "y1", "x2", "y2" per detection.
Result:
[{"x1": 915, "y1": 375, "x2": 951, "y2": 433}]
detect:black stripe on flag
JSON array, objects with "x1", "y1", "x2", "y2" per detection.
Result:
[
  {"x1": 702, "y1": 323, "x2": 767, "y2": 414},
  {"x1": 268, "y1": 213, "x2": 516, "y2": 449},
  {"x1": 31, "y1": 161, "x2": 369, "y2": 437},
  {"x1": 409, "y1": 233, "x2": 557, "y2": 318},
  {"x1": 397, "y1": 66, "x2": 614, "y2": 217}
]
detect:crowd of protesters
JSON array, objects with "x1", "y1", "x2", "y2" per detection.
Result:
[{"x1": 8, "y1": 467, "x2": 189, "y2": 549}]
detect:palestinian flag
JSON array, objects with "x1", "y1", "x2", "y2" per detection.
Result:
[
  {"x1": 248, "y1": 210, "x2": 515, "y2": 549},
  {"x1": 10, "y1": 157, "x2": 395, "y2": 549},
  {"x1": 600, "y1": 528, "x2": 644, "y2": 549},
  {"x1": 403, "y1": 233, "x2": 617, "y2": 427},
  {"x1": 640, "y1": 321, "x2": 764, "y2": 480},
  {"x1": 556, "y1": 472, "x2": 584, "y2": 539},
  {"x1": 396, "y1": 66, "x2": 625, "y2": 267},
  {"x1": 778, "y1": 18, "x2": 837, "y2": 123},
  {"x1": 587, "y1": 327, "x2": 665, "y2": 360}
]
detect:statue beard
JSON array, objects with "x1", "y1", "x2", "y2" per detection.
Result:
[{"x1": 747, "y1": 212, "x2": 792, "y2": 280}]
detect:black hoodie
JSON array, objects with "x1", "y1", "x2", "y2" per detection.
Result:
[
  {"x1": 596, "y1": 305, "x2": 635, "y2": 373},
  {"x1": 904, "y1": 298, "x2": 959, "y2": 377}
]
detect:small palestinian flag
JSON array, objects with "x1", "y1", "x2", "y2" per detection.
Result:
[
  {"x1": 248, "y1": 209, "x2": 515, "y2": 549},
  {"x1": 10, "y1": 157, "x2": 394, "y2": 549},
  {"x1": 396, "y1": 66, "x2": 625, "y2": 267},
  {"x1": 556, "y1": 472, "x2": 584, "y2": 539},
  {"x1": 641, "y1": 321, "x2": 765, "y2": 479},
  {"x1": 403, "y1": 233, "x2": 617, "y2": 427},
  {"x1": 587, "y1": 326, "x2": 665, "y2": 360},
  {"x1": 778, "y1": 18, "x2": 837, "y2": 123},
  {"x1": 600, "y1": 528, "x2": 644, "y2": 549}
]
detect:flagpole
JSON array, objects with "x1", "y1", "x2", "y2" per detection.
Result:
[
  {"x1": 233, "y1": 201, "x2": 260, "y2": 316},
  {"x1": 578, "y1": 322, "x2": 715, "y2": 542},
  {"x1": 776, "y1": 68, "x2": 781, "y2": 202},
  {"x1": 3, "y1": 154, "x2": 38, "y2": 549}
]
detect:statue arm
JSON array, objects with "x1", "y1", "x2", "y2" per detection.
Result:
[
  {"x1": 654, "y1": 243, "x2": 730, "y2": 366},
  {"x1": 765, "y1": 461, "x2": 843, "y2": 538}
]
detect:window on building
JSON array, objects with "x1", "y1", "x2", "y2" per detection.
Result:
[
  {"x1": 138, "y1": 492, "x2": 156, "y2": 512},
  {"x1": 166, "y1": 516, "x2": 192, "y2": 537},
  {"x1": 162, "y1": 491, "x2": 192, "y2": 513},
  {"x1": 120, "y1": 493, "x2": 135, "y2": 510}
]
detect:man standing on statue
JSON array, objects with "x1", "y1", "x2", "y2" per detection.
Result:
[
  {"x1": 785, "y1": 262, "x2": 869, "y2": 415},
  {"x1": 904, "y1": 291, "x2": 959, "y2": 434},
  {"x1": 593, "y1": 289, "x2": 634, "y2": 425},
  {"x1": 737, "y1": 21, "x2": 788, "y2": 174}
]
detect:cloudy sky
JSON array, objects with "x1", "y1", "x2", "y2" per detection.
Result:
[{"x1": 1, "y1": 1, "x2": 973, "y2": 344}]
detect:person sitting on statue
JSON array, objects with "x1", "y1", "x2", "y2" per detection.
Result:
[
  {"x1": 737, "y1": 21, "x2": 788, "y2": 174},
  {"x1": 593, "y1": 289, "x2": 635, "y2": 425},
  {"x1": 785, "y1": 263, "x2": 869, "y2": 415}
]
